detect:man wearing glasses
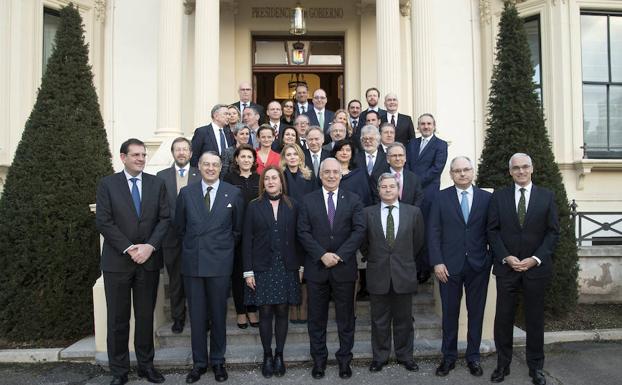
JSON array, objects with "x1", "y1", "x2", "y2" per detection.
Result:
[
  {"x1": 231, "y1": 81, "x2": 265, "y2": 123},
  {"x1": 305, "y1": 88, "x2": 334, "y2": 142}
]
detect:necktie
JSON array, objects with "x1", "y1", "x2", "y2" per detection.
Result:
[
  {"x1": 386, "y1": 205, "x2": 395, "y2": 246},
  {"x1": 367, "y1": 154, "x2": 373, "y2": 175},
  {"x1": 242, "y1": 103, "x2": 247, "y2": 114},
  {"x1": 273, "y1": 124, "x2": 278, "y2": 136},
  {"x1": 300, "y1": 105, "x2": 306, "y2": 114},
  {"x1": 518, "y1": 188, "x2": 526, "y2": 226},
  {"x1": 419, "y1": 138, "x2": 428, "y2": 155},
  {"x1": 300, "y1": 138, "x2": 307, "y2": 149},
  {"x1": 352, "y1": 119, "x2": 358, "y2": 129},
  {"x1": 130, "y1": 177, "x2": 141, "y2": 216},
  {"x1": 219, "y1": 128, "x2": 227, "y2": 155},
  {"x1": 461, "y1": 190, "x2": 470, "y2": 223},
  {"x1": 179, "y1": 168, "x2": 185, "y2": 177},
  {"x1": 395, "y1": 172, "x2": 402, "y2": 198},
  {"x1": 390, "y1": 114, "x2": 396, "y2": 126},
  {"x1": 204, "y1": 186, "x2": 213, "y2": 212},
  {"x1": 313, "y1": 154, "x2": 319, "y2": 176},
  {"x1": 327, "y1": 191, "x2": 335, "y2": 228},
  {"x1": 318, "y1": 111, "x2": 324, "y2": 127}
]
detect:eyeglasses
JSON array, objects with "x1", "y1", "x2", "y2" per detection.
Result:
[
  {"x1": 510, "y1": 165, "x2": 531, "y2": 172},
  {"x1": 450, "y1": 167, "x2": 473, "y2": 174},
  {"x1": 313, "y1": 96, "x2": 327, "y2": 100},
  {"x1": 283, "y1": 105, "x2": 294, "y2": 108}
]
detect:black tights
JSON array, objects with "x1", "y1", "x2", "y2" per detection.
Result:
[{"x1": 258, "y1": 303, "x2": 289, "y2": 354}]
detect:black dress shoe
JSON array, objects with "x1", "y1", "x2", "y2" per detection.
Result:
[
  {"x1": 435, "y1": 360, "x2": 455, "y2": 376},
  {"x1": 110, "y1": 375, "x2": 128, "y2": 385},
  {"x1": 311, "y1": 363, "x2": 325, "y2": 379},
  {"x1": 338, "y1": 362, "x2": 352, "y2": 379},
  {"x1": 185, "y1": 367, "x2": 207, "y2": 384},
  {"x1": 262, "y1": 352, "x2": 274, "y2": 378},
  {"x1": 213, "y1": 363, "x2": 228, "y2": 382},
  {"x1": 172, "y1": 319, "x2": 185, "y2": 334},
  {"x1": 369, "y1": 360, "x2": 387, "y2": 372},
  {"x1": 137, "y1": 367, "x2": 165, "y2": 383},
  {"x1": 398, "y1": 359, "x2": 419, "y2": 372},
  {"x1": 529, "y1": 369, "x2": 546, "y2": 385},
  {"x1": 467, "y1": 361, "x2": 483, "y2": 376},
  {"x1": 491, "y1": 366, "x2": 510, "y2": 383},
  {"x1": 273, "y1": 352, "x2": 286, "y2": 377}
]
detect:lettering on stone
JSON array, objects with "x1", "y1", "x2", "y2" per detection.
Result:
[{"x1": 251, "y1": 7, "x2": 343, "y2": 19}]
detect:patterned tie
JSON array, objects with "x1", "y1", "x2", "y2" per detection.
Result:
[
  {"x1": 130, "y1": 177, "x2": 141, "y2": 216},
  {"x1": 367, "y1": 154, "x2": 373, "y2": 175},
  {"x1": 352, "y1": 119, "x2": 358, "y2": 129},
  {"x1": 386, "y1": 205, "x2": 395, "y2": 246},
  {"x1": 419, "y1": 138, "x2": 428, "y2": 155},
  {"x1": 179, "y1": 168, "x2": 185, "y2": 177},
  {"x1": 300, "y1": 105, "x2": 306, "y2": 114},
  {"x1": 318, "y1": 111, "x2": 324, "y2": 127},
  {"x1": 461, "y1": 190, "x2": 470, "y2": 223},
  {"x1": 518, "y1": 188, "x2": 526, "y2": 226},
  {"x1": 390, "y1": 114, "x2": 396, "y2": 126},
  {"x1": 313, "y1": 154, "x2": 319, "y2": 176},
  {"x1": 219, "y1": 128, "x2": 227, "y2": 155},
  {"x1": 204, "y1": 186, "x2": 213, "y2": 212},
  {"x1": 395, "y1": 172, "x2": 402, "y2": 198},
  {"x1": 327, "y1": 191, "x2": 336, "y2": 228}
]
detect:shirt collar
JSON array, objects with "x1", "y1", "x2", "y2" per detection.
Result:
[
  {"x1": 176, "y1": 164, "x2": 190, "y2": 173},
  {"x1": 515, "y1": 182, "x2": 532, "y2": 193},
  {"x1": 390, "y1": 167, "x2": 403, "y2": 174},
  {"x1": 366, "y1": 150, "x2": 378, "y2": 157},
  {"x1": 322, "y1": 187, "x2": 339, "y2": 197},
  {"x1": 456, "y1": 185, "x2": 474, "y2": 195},
  {"x1": 381, "y1": 200, "x2": 399, "y2": 210},
  {"x1": 124, "y1": 170, "x2": 142, "y2": 181},
  {"x1": 202, "y1": 179, "x2": 220, "y2": 194}
]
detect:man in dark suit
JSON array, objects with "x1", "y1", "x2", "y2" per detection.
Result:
[
  {"x1": 359, "y1": 87, "x2": 387, "y2": 124},
  {"x1": 156, "y1": 137, "x2": 201, "y2": 334},
  {"x1": 294, "y1": 114, "x2": 311, "y2": 150},
  {"x1": 175, "y1": 151, "x2": 245, "y2": 383},
  {"x1": 190, "y1": 104, "x2": 235, "y2": 167},
  {"x1": 379, "y1": 122, "x2": 396, "y2": 153},
  {"x1": 322, "y1": 122, "x2": 347, "y2": 152},
  {"x1": 355, "y1": 125, "x2": 386, "y2": 180},
  {"x1": 294, "y1": 83, "x2": 310, "y2": 116},
  {"x1": 361, "y1": 173, "x2": 424, "y2": 373},
  {"x1": 428, "y1": 156, "x2": 492, "y2": 378},
  {"x1": 487, "y1": 153, "x2": 559, "y2": 385},
  {"x1": 303, "y1": 126, "x2": 330, "y2": 188},
  {"x1": 297, "y1": 158, "x2": 366, "y2": 379},
  {"x1": 365, "y1": 110, "x2": 382, "y2": 129},
  {"x1": 406, "y1": 113, "x2": 449, "y2": 283},
  {"x1": 95, "y1": 138, "x2": 169, "y2": 385},
  {"x1": 383, "y1": 93, "x2": 415, "y2": 145},
  {"x1": 242, "y1": 106, "x2": 262, "y2": 149},
  {"x1": 347, "y1": 99, "x2": 363, "y2": 147},
  {"x1": 231, "y1": 81, "x2": 264, "y2": 123},
  {"x1": 304, "y1": 88, "x2": 335, "y2": 142},
  {"x1": 371, "y1": 142, "x2": 423, "y2": 207}
]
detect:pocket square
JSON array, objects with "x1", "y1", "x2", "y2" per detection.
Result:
[{"x1": 227, "y1": 203, "x2": 232, "y2": 208}]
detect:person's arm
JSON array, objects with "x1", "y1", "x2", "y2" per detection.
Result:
[
  {"x1": 532, "y1": 190, "x2": 560, "y2": 267},
  {"x1": 296, "y1": 199, "x2": 327, "y2": 264},
  {"x1": 334, "y1": 197, "x2": 367, "y2": 263},
  {"x1": 145, "y1": 180, "x2": 171, "y2": 250},
  {"x1": 95, "y1": 179, "x2": 132, "y2": 254},
  {"x1": 189, "y1": 127, "x2": 204, "y2": 168},
  {"x1": 420, "y1": 140, "x2": 448, "y2": 186}
]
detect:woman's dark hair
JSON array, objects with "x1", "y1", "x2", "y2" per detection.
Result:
[
  {"x1": 280, "y1": 126, "x2": 300, "y2": 147},
  {"x1": 231, "y1": 143, "x2": 257, "y2": 174},
  {"x1": 257, "y1": 165, "x2": 293, "y2": 209},
  {"x1": 330, "y1": 139, "x2": 357, "y2": 171}
]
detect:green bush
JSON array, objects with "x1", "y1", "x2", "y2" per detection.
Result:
[
  {"x1": 0, "y1": 4, "x2": 113, "y2": 342},
  {"x1": 477, "y1": 1, "x2": 579, "y2": 316}
]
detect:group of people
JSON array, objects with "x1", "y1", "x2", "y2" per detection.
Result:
[{"x1": 95, "y1": 82, "x2": 559, "y2": 385}]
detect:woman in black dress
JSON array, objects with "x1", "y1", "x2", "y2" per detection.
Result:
[
  {"x1": 330, "y1": 139, "x2": 373, "y2": 206},
  {"x1": 280, "y1": 100, "x2": 295, "y2": 126},
  {"x1": 223, "y1": 144, "x2": 260, "y2": 328},
  {"x1": 243, "y1": 166, "x2": 302, "y2": 378}
]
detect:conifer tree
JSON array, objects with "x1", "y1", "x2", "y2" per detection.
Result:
[
  {"x1": 477, "y1": 1, "x2": 579, "y2": 316},
  {"x1": 0, "y1": 4, "x2": 113, "y2": 341}
]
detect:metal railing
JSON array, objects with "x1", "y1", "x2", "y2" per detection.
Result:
[{"x1": 570, "y1": 200, "x2": 622, "y2": 246}]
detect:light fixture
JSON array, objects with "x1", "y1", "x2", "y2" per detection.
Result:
[{"x1": 289, "y1": 3, "x2": 306, "y2": 35}]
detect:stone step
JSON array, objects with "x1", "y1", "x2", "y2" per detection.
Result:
[{"x1": 157, "y1": 312, "x2": 442, "y2": 348}]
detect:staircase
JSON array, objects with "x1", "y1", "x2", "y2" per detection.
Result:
[{"x1": 152, "y1": 275, "x2": 442, "y2": 367}]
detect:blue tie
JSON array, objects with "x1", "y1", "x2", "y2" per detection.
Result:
[
  {"x1": 460, "y1": 190, "x2": 469, "y2": 223},
  {"x1": 130, "y1": 177, "x2": 141, "y2": 216},
  {"x1": 179, "y1": 168, "x2": 185, "y2": 177}
]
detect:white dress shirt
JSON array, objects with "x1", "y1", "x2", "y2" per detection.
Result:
[
  {"x1": 455, "y1": 185, "x2": 474, "y2": 211},
  {"x1": 380, "y1": 200, "x2": 400, "y2": 239},
  {"x1": 124, "y1": 170, "x2": 142, "y2": 198},
  {"x1": 514, "y1": 182, "x2": 532, "y2": 211},
  {"x1": 322, "y1": 187, "x2": 339, "y2": 214},
  {"x1": 211, "y1": 123, "x2": 227, "y2": 153},
  {"x1": 202, "y1": 179, "x2": 220, "y2": 211},
  {"x1": 298, "y1": 102, "x2": 309, "y2": 114}
]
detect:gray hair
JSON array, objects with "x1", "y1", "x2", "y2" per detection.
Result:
[
  {"x1": 450, "y1": 156, "x2": 474, "y2": 170},
  {"x1": 231, "y1": 123, "x2": 250, "y2": 136},
  {"x1": 294, "y1": 114, "x2": 310, "y2": 125},
  {"x1": 305, "y1": 125, "x2": 324, "y2": 138},
  {"x1": 211, "y1": 104, "x2": 228, "y2": 118},
  {"x1": 360, "y1": 125, "x2": 381, "y2": 141},
  {"x1": 417, "y1": 112, "x2": 436, "y2": 125},
  {"x1": 329, "y1": 122, "x2": 346, "y2": 134},
  {"x1": 377, "y1": 172, "x2": 400, "y2": 190},
  {"x1": 508, "y1": 152, "x2": 533, "y2": 169},
  {"x1": 199, "y1": 150, "x2": 222, "y2": 164},
  {"x1": 380, "y1": 122, "x2": 395, "y2": 133},
  {"x1": 319, "y1": 157, "x2": 339, "y2": 173},
  {"x1": 386, "y1": 142, "x2": 406, "y2": 154},
  {"x1": 244, "y1": 105, "x2": 260, "y2": 116}
]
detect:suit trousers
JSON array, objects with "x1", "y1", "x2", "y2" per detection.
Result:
[
  {"x1": 494, "y1": 272, "x2": 549, "y2": 370},
  {"x1": 306, "y1": 277, "x2": 355, "y2": 366},
  {"x1": 185, "y1": 275, "x2": 230, "y2": 368},
  {"x1": 163, "y1": 245, "x2": 186, "y2": 322},
  {"x1": 103, "y1": 268, "x2": 159, "y2": 377},
  {"x1": 369, "y1": 286, "x2": 414, "y2": 362},
  {"x1": 439, "y1": 263, "x2": 489, "y2": 363}
]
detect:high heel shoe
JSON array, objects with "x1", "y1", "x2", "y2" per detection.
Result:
[
  {"x1": 247, "y1": 312, "x2": 260, "y2": 328},
  {"x1": 236, "y1": 314, "x2": 248, "y2": 329}
]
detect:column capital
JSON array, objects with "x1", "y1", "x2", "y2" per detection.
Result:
[
  {"x1": 400, "y1": 1, "x2": 411, "y2": 17},
  {"x1": 183, "y1": 0, "x2": 195, "y2": 15},
  {"x1": 94, "y1": 0, "x2": 106, "y2": 23},
  {"x1": 479, "y1": 0, "x2": 492, "y2": 25}
]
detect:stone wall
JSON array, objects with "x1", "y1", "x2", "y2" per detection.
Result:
[{"x1": 578, "y1": 246, "x2": 622, "y2": 304}]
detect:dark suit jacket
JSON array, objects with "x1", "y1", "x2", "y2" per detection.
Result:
[
  {"x1": 297, "y1": 188, "x2": 366, "y2": 283},
  {"x1": 303, "y1": 148, "x2": 330, "y2": 187},
  {"x1": 232, "y1": 101, "x2": 265, "y2": 123},
  {"x1": 96, "y1": 171, "x2": 170, "y2": 272},
  {"x1": 361, "y1": 203, "x2": 424, "y2": 294},
  {"x1": 406, "y1": 135, "x2": 448, "y2": 208},
  {"x1": 359, "y1": 108, "x2": 387, "y2": 125},
  {"x1": 487, "y1": 184, "x2": 559, "y2": 279},
  {"x1": 428, "y1": 186, "x2": 492, "y2": 275},
  {"x1": 156, "y1": 166, "x2": 201, "y2": 248},
  {"x1": 242, "y1": 197, "x2": 302, "y2": 272},
  {"x1": 305, "y1": 108, "x2": 335, "y2": 142},
  {"x1": 175, "y1": 180, "x2": 245, "y2": 277},
  {"x1": 355, "y1": 150, "x2": 387, "y2": 180},
  {"x1": 383, "y1": 113, "x2": 415, "y2": 145},
  {"x1": 189, "y1": 123, "x2": 235, "y2": 167}
]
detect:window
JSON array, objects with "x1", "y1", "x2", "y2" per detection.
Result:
[
  {"x1": 581, "y1": 12, "x2": 622, "y2": 158},
  {"x1": 524, "y1": 16, "x2": 543, "y2": 105},
  {"x1": 43, "y1": 7, "x2": 61, "y2": 74}
]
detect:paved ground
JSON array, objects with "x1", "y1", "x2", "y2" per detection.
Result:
[{"x1": 0, "y1": 341, "x2": 619, "y2": 385}]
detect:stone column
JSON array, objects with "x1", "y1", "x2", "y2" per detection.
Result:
[
  {"x1": 411, "y1": 0, "x2": 437, "y2": 117},
  {"x1": 155, "y1": 0, "x2": 184, "y2": 136},
  {"x1": 376, "y1": 0, "x2": 401, "y2": 97},
  {"x1": 194, "y1": 0, "x2": 220, "y2": 127}
]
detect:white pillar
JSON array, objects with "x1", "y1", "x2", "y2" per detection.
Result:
[
  {"x1": 194, "y1": 0, "x2": 220, "y2": 127},
  {"x1": 376, "y1": 0, "x2": 401, "y2": 97},
  {"x1": 156, "y1": 0, "x2": 184, "y2": 136},
  {"x1": 411, "y1": 0, "x2": 437, "y2": 117}
]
